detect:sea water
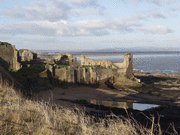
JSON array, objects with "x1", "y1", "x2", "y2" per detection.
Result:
[{"x1": 76, "y1": 53, "x2": 180, "y2": 74}]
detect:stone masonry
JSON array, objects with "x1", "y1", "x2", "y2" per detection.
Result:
[
  {"x1": 19, "y1": 49, "x2": 37, "y2": 61},
  {"x1": 80, "y1": 53, "x2": 133, "y2": 78},
  {"x1": 53, "y1": 66, "x2": 117, "y2": 85},
  {"x1": 0, "y1": 41, "x2": 21, "y2": 70},
  {"x1": 56, "y1": 53, "x2": 79, "y2": 66},
  {"x1": 80, "y1": 55, "x2": 113, "y2": 68},
  {"x1": 45, "y1": 53, "x2": 134, "y2": 85}
]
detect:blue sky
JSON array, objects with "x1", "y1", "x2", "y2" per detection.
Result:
[{"x1": 0, "y1": 0, "x2": 180, "y2": 51}]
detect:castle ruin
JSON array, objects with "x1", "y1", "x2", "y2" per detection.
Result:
[
  {"x1": 0, "y1": 40, "x2": 136, "y2": 89},
  {"x1": 0, "y1": 41, "x2": 38, "y2": 71},
  {"x1": 46, "y1": 53, "x2": 134, "y2": 85},
  {"x1": 0, "y1": 41, "x2": 21, "y2": 70},
  {"x1": 19, "y1": 49, "x2": 37, "y2": 62},
  {"x1": 55, "y1": 53, "x2": 79, "y2": 66},
  {"x1": 80, "y1": 53, "x2": 133, "y2": 79}
]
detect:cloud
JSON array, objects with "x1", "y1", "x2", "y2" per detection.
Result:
[
  {"x1": 138, "y1": 9, "x2": 167, "y2": 20},
  {"x1": 151, "y1": 11, "x2": 166, "y2": 19},
  {"x1": 139, "y1": 25, "x2": 174, "y2": 34},
  {"x1": 106, "y1": 18, "x2": 143, "y2": 33},
  {"x1": 126, "y1": 0, "x2": 177, "y2": 5},
  {"x1": 0, "y1": 4, "x2": 70, "y2": 22},
  {"x1": 0, "y1": 0, "x2": 104, "y2": 22},
  {"x1": 0, "y1": 21, "x2": 61, "y2": 36},
  {"x1": 70, "y1": 8, "x2": 104, "y2": 16},
  {"x1": 0, "y1": 20, "x2": 106, "y2": 37},
  {"x1": 57, "y1": 17, "x2": 143, "y2": 35},
  {"x1": 166, "y1": 6, "x2": 180, "y2": 17},
  {"x1": 46, "y1": 0, "x2": 71, "y2": 9},
  {"x1": 168, "y1": 6, "x2": 180, "y2": 12},
  {"x1": 132, "y1": 14, "x2": 148, "y2": 21},
  {"x1": 73, "y1": 20, "x2": 109, "y2": 36},
  {"x1": 31, "y1": 1, "x2": 46, "y2": 8},
  {"x1": 0, "y1": 16, "x2": 144, "y2": 37},
  {"x1": 68, "y1": 0, "x2": 98, "y2": 7}
]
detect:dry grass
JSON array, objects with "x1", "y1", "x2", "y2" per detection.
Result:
[
  {"x1": 0, "y1": 81, "x2": 176, "y2": 135},
  {"x1": 113, "y1": 78, "x2": 144, "y2": 89}
]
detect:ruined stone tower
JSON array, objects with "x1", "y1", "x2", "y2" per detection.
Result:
[{"x1": 0, "y1": 42, "x2": 21, "y2": 70}]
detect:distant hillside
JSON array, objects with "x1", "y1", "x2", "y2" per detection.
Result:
[{"x1": 94, "y1": 46, "x2": 180, "y2": 53}]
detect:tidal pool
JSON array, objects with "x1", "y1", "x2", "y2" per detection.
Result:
[
  {"x1": 133, "y1": 103, "x2": 159, "y2": 111},
  {"x1": 90, "y1": 99, "x2": 160, "y2": 111}
]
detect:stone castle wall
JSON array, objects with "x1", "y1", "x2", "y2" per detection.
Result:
[
  {"x1": 114, "y1": 53, "x2": 133, "y2": 79},
  {"x1": 0, "y1": 42, "x2": 21, "y2": 70},
  {"x1": 13, "y1": 47, "x2": 21, "y2": 70},
  {"x1": 19, "y1": 49, "x2": 37, "y2": 62},
  {"x1": 80, "y1": 55, "x2": 113, "y2": 68},
  {"x1": 50, "y1": 66, "x2": 119, "y2": 85},
  {"x1": 80, "y1": 53, "x2": 133, "y2": 79},
  {"x1": 54, "y1": 66, "x2": 98, "y2": 84},
  {"x1": 45, "y1": 53, "x2": 134, "y2": 85},
  {"x1": 56, "y1": 53, "x2": 79, "y2": 66}
]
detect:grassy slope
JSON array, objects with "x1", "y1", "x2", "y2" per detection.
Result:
[{"x1": 0, "y1": 85, "x2": 176, "y2": 134}]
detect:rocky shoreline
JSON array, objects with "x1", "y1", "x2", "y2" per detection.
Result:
[{"x1": 133, "y1": 71, "x2": 180, "y2": 98}]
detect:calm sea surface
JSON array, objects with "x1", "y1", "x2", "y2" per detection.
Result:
[{"x1": 76, "y1": 53, "x2": 180, "y2": 74}]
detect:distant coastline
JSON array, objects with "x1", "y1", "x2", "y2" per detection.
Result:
[
  {"x1": 73, "y1": 53, "x2": 124, "y2": 57},
  {"x1": 72, "y1": 51, "x2": 179, "y2": 57},
  {"x1": 37, "y1": 50, "x2": 180, "y2": 55}
]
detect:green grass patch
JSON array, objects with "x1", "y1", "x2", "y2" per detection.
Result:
[
  {"x1": 30, "y1": 63, "x2": 45, "y2": 68},
  {"x1": 57, "y1": 64, "x2": 69, "y2": 68},
  {"x1": 16, "y1": 68, "x2": 44, "y2": 76},
  {"x1": 76, "y1": 65, "x2": 81, "y2": 68},
  {"x1": 82, "y1": 65, "x2": 94, "y2": 68},
  {"x1": 10, "y1": 69, "x2": 18, "y2": 73},
  {"x1": 49, "y1": 64, "x2": 69, "y2": 68},
  {"x1": 15, "y1": 64, "x2": 45, "y2": 76}
]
